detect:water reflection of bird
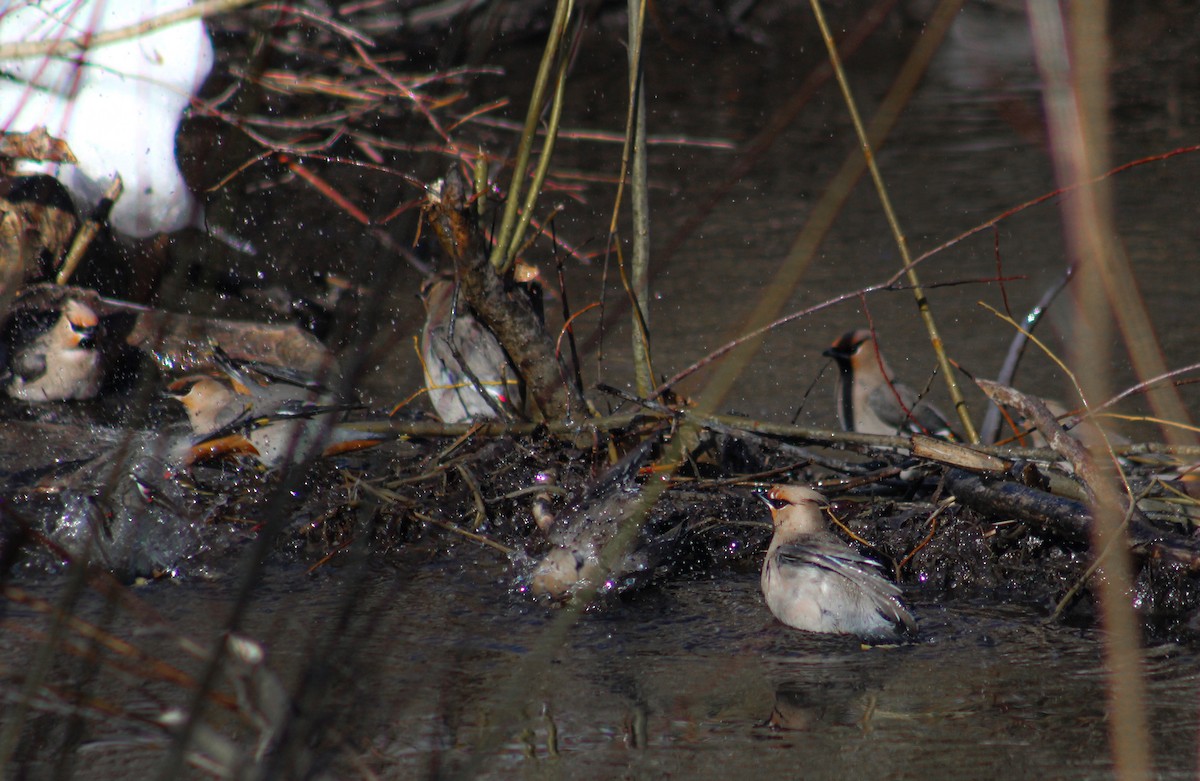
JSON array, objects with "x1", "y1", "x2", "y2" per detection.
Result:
[
  {"x1": 768, "y1": 681, "x2": 870, "y2": 731},
  {"x1": 418, "y1": 276, "x2": 522, "y2": 423},
  {"x1": 0, "y1": 0, "x2": 214, "y2": 239},
  {"x1": 1, "y1": 296, "x2": 104, "y2": 401},
  {"x1": 761, "y1": 485, "x2": 915, "y2": 641},
  {"x1": 167, "y1": 349, "x2": 387, "y2": 469},
  {"x1": 824, "y1": 329, "x2": 957, "y2": 439}
]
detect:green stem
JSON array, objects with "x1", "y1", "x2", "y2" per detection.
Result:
[
  {"x1": 488, "y1": 0, "x2": 574, "y2": 272},
  {"x1": 628, "y1": 0, "x2": 653, "y2": 396}
]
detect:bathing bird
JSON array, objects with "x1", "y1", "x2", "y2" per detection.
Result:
[
  {"x1": 2, "y1": 295, "x2": 105, "y2": 401},
  {"x1": 418, "y1": 275, "x2": 522, "y2": 423},
  {"x1": 760, "y1": 484, "x2": 915, "y2": 641},
  {"x1": 167, "y1": 349, "x2": 387, "y2": 469}
]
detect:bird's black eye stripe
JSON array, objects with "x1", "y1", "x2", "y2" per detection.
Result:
[{"x1": 759, "y1": 493, "x2": 786, "y2": 510}]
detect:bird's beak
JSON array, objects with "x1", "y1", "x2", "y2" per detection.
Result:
[
  {"x1": 72, "y1": 325, "x2": 97, "y2": 348},
  {"x1": 64, "y1": 302, "x2": 100, "y2": 347},
  {"x1": 758, "y1": 492, "x2": 783, "y2": 512}
]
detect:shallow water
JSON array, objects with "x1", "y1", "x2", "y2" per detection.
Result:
[
  {"x1": 4, "y1": 1, "x2": 1200, "y2": 778},
  {"x1": 6, "y1": 560, "x2": 1199, "y2": 778}
]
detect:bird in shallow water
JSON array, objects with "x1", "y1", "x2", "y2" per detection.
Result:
[
  {"x1": 824, "y1": 329, "x2": 957, "y2": 439},
  {"x1": 530, "y1": 438, "x2": 674, "y2": 600},
  {"x1": 760, "y1": 484, "x2": 915, "y2": 642},
  {"x1": 167, "y1": 349, "x2": 387, "y2": 469},
  {"x1": 417, "y1": 275, "x2": 523, "y2": 423},
  {"x1": 1, "y1": 296, "x2": 104, "y2": 401}
]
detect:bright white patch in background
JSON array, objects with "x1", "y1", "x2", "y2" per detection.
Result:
[{"x1": 0, "y1": 0, "x2": 214, "y2": 237}]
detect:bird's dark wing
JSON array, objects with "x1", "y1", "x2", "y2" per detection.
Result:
[
  {"x1": 10, "y1": 345, "x2": 48, "y2": 382},
  {"x1": 237, "y1": 356, "x2": 331, "y2": 394},
  {"x1": 196, "y1": 400, "x2": 356, "y2": 447},
  {"x1": 775, "y1": 538, "x2": 898, "y2": 592},
  {"x1": 262, "y1": 399, "x2": 360, "y2": 421},
  {"x1": 869, "y1": 382, "x2": 956, "y2": 439}
]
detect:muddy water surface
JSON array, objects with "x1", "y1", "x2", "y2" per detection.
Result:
[{"x1": 10, "y1": 559, "x2": 1199, "y2": 778}]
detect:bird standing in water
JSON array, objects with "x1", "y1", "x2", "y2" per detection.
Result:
[
  {"x1": 824, "y1": 329, "x2": 957, "y2": 439},
  {"x1": 418, "y1": 276, "x2": 522, "y2": 423},
  {"x1": 760, "y1": 484, "x2": 915, "y2": 641},
  {"x1": 2, "y1": 297, "x2": 105, "y2": 401},
  {"x1": 167, "y1": 349, "x2": 386, "y2": 469}
]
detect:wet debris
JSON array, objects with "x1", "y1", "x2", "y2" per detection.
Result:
[{"x1": 3, "y1": 251, "x2": 1200, "y2": 635}]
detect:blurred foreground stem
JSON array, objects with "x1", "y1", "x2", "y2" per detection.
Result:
[{"x1": 1028, "y1": 0, "x2": 1151, "y2": 778}]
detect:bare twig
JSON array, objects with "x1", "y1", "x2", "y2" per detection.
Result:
[
  {"x1": 454, "y1": 463, "x2": 488, "y2": 529},
  {"x1": 910, "y1": 144, "x2": 1200, "y2": 271}
]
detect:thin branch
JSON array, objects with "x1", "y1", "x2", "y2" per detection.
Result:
[
  {"x1": 808, "y1": 0, "x2": 976, "y2": 442},
  {"x1": 0, "y1": 0, "x2": 259, "y2": 61}
]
